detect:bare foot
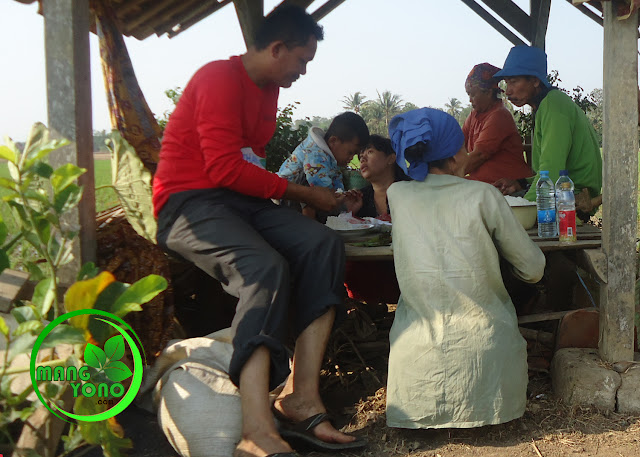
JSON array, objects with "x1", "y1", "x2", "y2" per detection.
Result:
[
  {"x1": 273, "y1": 394, "x2": 356, "y2": 444},
  {"x1": 234, "y1": 430, "x2": 293, "y2": 457}
]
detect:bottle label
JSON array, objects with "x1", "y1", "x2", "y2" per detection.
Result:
[
  {"x1": 558, "y1": 209, "x2": 577, "y2": 242},
  {"x1": 537, "y1": 209, "x2": 556, "y2": 224}
]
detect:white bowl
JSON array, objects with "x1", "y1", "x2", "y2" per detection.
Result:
[{"x1": 511, "y1": 205, "x2": 537, "y2": 230}]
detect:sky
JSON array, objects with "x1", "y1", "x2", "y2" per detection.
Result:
[{"x1": 0, "y1": 0, "x2": 615, "y2": 142}]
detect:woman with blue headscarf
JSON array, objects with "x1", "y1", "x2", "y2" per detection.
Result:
[{"x1": 385, "y1": 108, "x2": 545, "y2": 429}]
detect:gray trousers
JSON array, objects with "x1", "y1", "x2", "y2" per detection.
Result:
[{"x1": 156, "y1": 188, "x2": 345, "y2": 389}]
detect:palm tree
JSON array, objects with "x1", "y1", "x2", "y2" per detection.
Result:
[
  {"x1": 360, "y1": 100, "x2": 386, "y2": 136},
  {"x1": 341, "y1": 92, "x2": 367, "y2": 114},
  {"x1": 444, "y1": 97, "x2": 462, "y2": 119},
  {"x1": 375, "y1": 90, "x2": 404, "y2": 128}
]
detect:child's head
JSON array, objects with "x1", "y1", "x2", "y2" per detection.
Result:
[{"x1": 324, "y1": 112, "x2": 370, "y2": 166}]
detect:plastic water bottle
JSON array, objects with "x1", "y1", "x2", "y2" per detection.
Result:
[
  {"x1": 555, "y1": 170, "x2": 577, "y2": 243},
  {"x1": 536, "y1": 170, "x2": 557, "y2": 238}
]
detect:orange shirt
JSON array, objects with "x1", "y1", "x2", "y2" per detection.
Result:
[{"x1": 463, "y1": 101, "x2": 533, "y2": 184}]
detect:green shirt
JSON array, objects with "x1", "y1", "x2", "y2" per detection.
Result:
[{"x1": 524, "y1": 90, "x2": 602, "y2": 202}]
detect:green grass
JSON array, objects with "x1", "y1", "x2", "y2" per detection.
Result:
[{"x1": 0, "y1": 158, "x2": 117, "y2": 234}]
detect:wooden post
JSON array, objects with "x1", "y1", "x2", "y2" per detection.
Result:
[
  {"x1": 600, "y1": 3, "x2": 638, "y2": 362},
  {"x1": 43, "y1": 0, "x2": 96, "y2": 284},
  {"x1": 233, "y1": 0, "x2": 264, "y2": 49},
  {"x1": 530, "y1": 0, "x2": 550, "y2": 49}
]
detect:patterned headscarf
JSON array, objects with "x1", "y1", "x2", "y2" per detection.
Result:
[
  {"x1": 388, "y1": 108, "x2": 464, "y2": 181},
  {"x1": 465, "y1": 63, "x2": 501, "y2": 91}
]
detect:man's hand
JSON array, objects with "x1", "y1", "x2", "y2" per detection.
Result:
[
  {"x1": 337, "y1": 189, "x2": 363, "y2": 214},
  {"x1": 283, "y1": 183, "x2": 338, "y2": 212},
  {"x1": 493, "y1": 178, "x2": 522, "y2": 195}
]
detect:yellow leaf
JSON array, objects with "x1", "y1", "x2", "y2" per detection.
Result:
[{"x1": 64, "y1": 271, "x2": 116, "y2": 329}]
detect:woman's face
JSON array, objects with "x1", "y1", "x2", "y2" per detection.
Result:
[
  {"x1": 504, "y1": 76, "x2": 540, "y2": 107},
  {"x1": 466, "y1": 85, "x2": 494, "y2": 113},
  {"x1": 359, "y1": 146, "x2": 395, "y2": 181}
]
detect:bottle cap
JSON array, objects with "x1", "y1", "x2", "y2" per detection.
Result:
[
  {"x1": 559, "y1": 169, "x2": 568, "y2": 176},
  {"x1": 540, "y1": 170, "x2": 549, "y2": 177}
]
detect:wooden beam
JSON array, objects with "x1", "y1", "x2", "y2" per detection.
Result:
[
  {"x1": 459, "y1": 0, "x2": 527, "y2": 46},
  {"x1": 599, "y1": 2, "x2": 638, "y2": 363},
  {"x1": 480, "y1": 0, "x2": 532, "y2": 41},
  {"x1": 279, "y1": 0, "x2": 315, "y2": 10},
  {"x1": 123, "y1": 0, "x2": 177, "y2": 32},
  {"x1": 233, "y1": 0, "x2": 264, "y2": 49},
  {"x1": 136, "y1": 0, "x2": 204, "y2": 37},
  {"x1": 311, "y1": 0, "x2": 347, "y2": 21},
  {"x1": 43, "y1": 0, "x2": 96, "y2": 284},
  {"x1": 530, "y1": 0, "x2": 550, "y2": 49},
  {"x1": 166, "y1": 1, "x2": 233, "y2": 38},
  {"x1": 566, "y1": 0, "x2": 603, "y2": 26}
]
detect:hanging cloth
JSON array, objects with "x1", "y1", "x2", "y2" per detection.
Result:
[{"x1": 93, "y1": 0, "x2": 162, "y2": 174}]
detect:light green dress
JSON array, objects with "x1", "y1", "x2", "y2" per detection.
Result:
[{"x1": 386, "y1": 175, "x2": 546, "y2": 429}]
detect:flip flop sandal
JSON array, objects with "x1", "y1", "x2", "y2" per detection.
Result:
[{"x1": 273, "y1": 409, "x2": 367, "y2": 451}]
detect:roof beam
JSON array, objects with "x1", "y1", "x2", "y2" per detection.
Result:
[
  {"x1": 459, "y1": 0, "x2": 527, "y2": 46},
  {"x1": 312, "y1": 0, "x2": 347, "y2": 21},
  {"x1": 480, "y1": 0, "x2": 532, "y2": 41}
]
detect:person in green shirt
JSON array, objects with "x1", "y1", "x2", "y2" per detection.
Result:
[{"x1": 492, "y1": 45, "x2": 602, "y2": 219}]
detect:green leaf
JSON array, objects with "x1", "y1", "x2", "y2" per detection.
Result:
[
  {"x1": 0, "y1": 316, "x2": 9, "y2": 336},
  {"x1": 53, "y1": 184, "x2": 83, "y2": 214},
  {"x1": 84, "y1": 343, "x2": 107, "y2": 369},
  {"x1": 0, "y1": 177, "x2": 17, "y2": 191},
  {"x1": 32, "y1": 161, "x2": 54, "y2": 179},
  {"x1": 103, "y1": 360, "x2": 132, "y2": 382},
  {"x1": 104, "y1": 334, "x2": 125, "y2": 362},
  {"x1": 11, "y1": 305, "x2": 40, "y2": 323},
  {"x1": 0, "y1": 145, "x2": 17, "y2": 163},
  {"x1": 108, "y1": 132, "x2": 157, "y2": 242},
  {"x1": 13, "y1": 320, "x2": 44, "y2": 336},
  {"x1": 7, "y1": 160, "x2": 19, "y2": 181},
  {"x1": 109, "y1": 302, "x2": 142, "y2": 318},
  {"x1": 32, "y1": 278, "x2": 55, "y2": 316},
  {"x1": 51, "y1": 163, "x2": 86, "y2": 193},
  {"x1": 0, "y1": 249, "x2": 9, "y2": 275},
  {"x1": 8, "y1": 333, "x2": 38, "y2": 361},
  {"x1": 45, "y1": 382, "x2": 61, "y2": 398},
  {"x1": 40, "y1": 324, "x2": 85, "y2": 348},
  {"x1": 112, "y1": 275, "x2": 167, "y2": 309},
  {"x1": 25, "y1": 262, "x2": 45, "y2": 281},
  {"x1": 77, "y1": 262, "x2": 100, "y2": 281}
]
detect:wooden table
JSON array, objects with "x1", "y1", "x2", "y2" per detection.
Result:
[{"x1": 345, "y1": 223, "x2": 602, "y2": 261}]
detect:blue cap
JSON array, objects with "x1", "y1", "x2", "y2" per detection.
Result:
[
  {"x1": 493, "y1": 45, "x2": 552, "y2": 88},
  {"x1": 540, "y1": 170, "x2": 549, "y2": 176},
  {"x1": 559, "y1": 169, "x2": 568, "y2": 176}
]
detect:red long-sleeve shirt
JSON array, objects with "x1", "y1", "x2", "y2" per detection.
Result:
[{"x1": 152, "y1": 56, "x2": 289, "y2": 217}]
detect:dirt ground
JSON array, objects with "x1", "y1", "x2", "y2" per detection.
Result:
[{"x1": 114, "y1": 369, "x2": 640, "y2": 457}]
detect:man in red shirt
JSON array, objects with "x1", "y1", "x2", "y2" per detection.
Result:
[{"x1": 153, "y1": 6, "x2": 363, "y2": 457}]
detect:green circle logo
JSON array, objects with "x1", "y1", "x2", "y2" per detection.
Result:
[{"x1": 29, "y1": 309, "x2": 145, "y2": 423}]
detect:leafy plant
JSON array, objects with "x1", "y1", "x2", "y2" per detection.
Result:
[
  {"x1": 265, "y1": 102, "x2": 309, "y2": 173},
  {"x1": 0, "y1": 124, "x2": 168, "y2": 457}
]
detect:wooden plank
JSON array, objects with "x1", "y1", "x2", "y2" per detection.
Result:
[
  {"x1": 536, "y1": 239, "x2": 602, "y2": 252},
  {"x1": 459, "y1": 0, "x2": 527, "y2": 46},
  {"x1": 518, "y1": 308, "x2": 592, "y2": 324},
  {"x1": 600, "y1": 3, "x2": 638, "y2": 363},
  {"x1": 345, "y1": 244, "x2": 392, "y2": 261},
  {"x1": 0, "y1": 269, "x2": 30, "y2": 313},
  {"x1": 576, "y1": 248, "x2": 607, "y2": 284}
]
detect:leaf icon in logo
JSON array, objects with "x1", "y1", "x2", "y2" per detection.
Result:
[
  {"x1": 103, "y1": 360, "x2": 133, "y2": 382},
  {"x1": 104, "y1": 334, "x2": 125, "y2": 362},
  {"x1": 85, "y1": 343, "x2": 107, "y2": 369}
]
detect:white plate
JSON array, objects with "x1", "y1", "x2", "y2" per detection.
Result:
[{"x1": 332, "y1": 223, "x2": 375, "y2": 233}]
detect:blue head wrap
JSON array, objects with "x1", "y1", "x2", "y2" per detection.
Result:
[{"x1": 388, "y1": 108, "x2": 464, "y2": 181}]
